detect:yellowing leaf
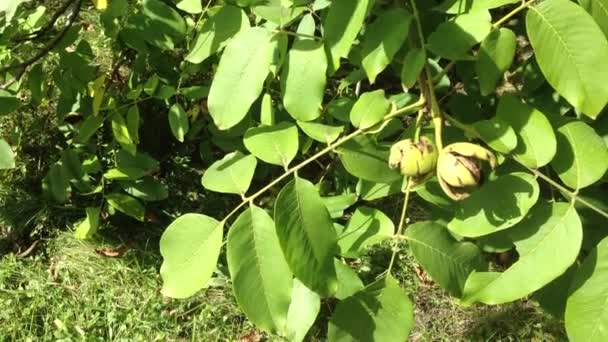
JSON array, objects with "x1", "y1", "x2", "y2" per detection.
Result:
[{"x1": 92, "y1": 0, "x2": 108, "y2": 10}]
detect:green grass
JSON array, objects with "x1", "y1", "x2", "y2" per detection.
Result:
[{"x1": 0, "y1": 228, "x2": 566, "y2": 341}]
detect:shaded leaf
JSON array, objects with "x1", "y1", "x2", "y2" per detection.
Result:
[
  {"x1": 338, "y1": 206, "x2": 394, "y2": 257},
  {"x1": 406, "y1": 221, "x2": 487, "y2": 297},
  {"x1": 476, "y1": 28, "x2": 516, "y2": 95},
  {"x1": 360, "y1": 8, "x2": 411, "y2": 83},
  {"x1": 244, "y1": 122, "x2": 298, "y2": 168},
  {"x1": 202, "y1": 151, "x2": 257, "y2": 196},
  {"x1": 106, "y1": 193, "x2": 145, "y2": 221},
  {"x1": 328, "y1": 275, "x2": 414, "y2": 342},
  {"x1": 428, "y1": 10, "x2": 492, "y2": 60},
  {"x1": 323, "y1": 0, "x2": 371, "y2": 73},
  {"x1": 338, "y1": 136, "x2": 401, "y2": 183},
  {"x1": 448, "y1": 172, "x2": 540, "y2": 238},
  {"x1": 463, "y1": 202, "x2": 582, "y2": 304},
  {"x1": 274, "y1": 177, "x2": 338, "y2": 297}
]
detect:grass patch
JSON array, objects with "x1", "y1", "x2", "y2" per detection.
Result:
[{"x1": 0, "y1": 228, "x2": 566, "y2": 341}]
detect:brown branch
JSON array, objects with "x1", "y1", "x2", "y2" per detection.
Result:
[{"x1": 0, "y1": 0, "x2": 83, "y2": 89}]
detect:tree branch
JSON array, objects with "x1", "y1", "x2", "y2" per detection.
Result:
[
  {"x1": 0, "y1": 0, "x2": 83, "y2": 89},
  {"x1": 11, "y1": 0, "x2": 78, "y2": 44}
]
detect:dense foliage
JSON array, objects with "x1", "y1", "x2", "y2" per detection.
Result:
[{"x1": 2, "y1": 0, "x2": 608, "y2": 340}]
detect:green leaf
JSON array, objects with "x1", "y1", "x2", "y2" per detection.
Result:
[
  {"x1": 274, "y1": 177, "x2": 338, "y2": 297},
  {"x1": 208, "y1": 27, "x2": 277, "y2": 130},
  {"x1": 435, "y1": 0, "x2": 519, "y2": 13},
  {"x1": 401, "y1": 48, "x2": 426, "y2": 89},
  {"x1": 103, "y1": 168, "x2": 146, "y2": 181},
  {"x1": 185, "y1": 5, "x2": 249, "y2": 64},
  {"x1": 176, "y1": 0, "x2": 202, "y2": 13},
  {"x1": 244, "y1": 122, "x2": 298, "y2": 168},
  {"x1": 74, "y1": 207, "x2": 101, "y2": 240},
  {"x1": 416, "y1": 177, "x2": 455, "y2": 210},
  {"x1": 428, "y1": 10, "x2": 492, "y2": 60},
  {"x1": 338, "y1": 136, "x2": 401, "y2": 183},
  {"x1": 349, "y1": 90, "x2": 391, "y2": 129},
  {"x1": 282, "y1": 37, "x2": 327, "y2": 121},
  {"x1": 0, "y1": 90, "x2": 20, "y2": 115},
  {"x1": 116, "y1": 150, "x2": 159, "y2": 172},
  {"x1": 28, "y1": 64, "x2": 44, "y2": 105},
  {"x1": 327, "y1": 97, "x2": 355, "y2": 123},
  {"x1": 160, "y1": 214, "x2": 224, "y2": 298},
  {"x1": 201, "y1": 151, "x2": 257, "y2": 195},
  {"x1": 578, "y1": 0, "x2": 608, "y2": 37},
  {"x1": 406, "y1": 221, "x2": 487, "y2": 297},
  {"x1": 356, "y1": 179, "x2": 402, "y2": 201},
  {"x1": 565, "y1": 237, "x2": 608, "y2": 342},
  {"x1": 42, "y1": 163, "x2": 70, "y2": 203},
  {"x1": 462, "y1": 202, "x2": 582, "y2": 305},
  {"x1": 551, "y1": 121, "x2": 608, "y2": 189},
  {"x1": 323, "y1": 0, "x2": 371, "y2": 73},
  {"x1": 142, "y1": 0, "x2": 187, "y2": 49},
  {"x1": 297, "y1": 121, "x2": 343, "y2": 144},
  {"x1": 111, "y1": 112, "x2": 136, "y2": 155},
  {"x1": 253, "y1": 0, "x2": 305, "y2": 27},
  {"x1": 285, "y1": 278, "x2": 321, "y2": 342},
  {"x1": 327, "y1": 275, "x2": 414, "y2": 342},
  {"x1": 496, "y1": 95, "x2": 557, "y2": 168},
  {"x1": 476, "y1": 28, "x2": 516, "y2": 95},
  {"x1": 360, "y1": 8, "x2": 411, "y2": 83},
  {"x1": 322, "y1": 193, "x2": 358, "y2": 219},
  {"x1": 106, "y1": 193, "x2": 145, "y2": 221},
  {"x1": 227, "y1": 206, "x2": 292, "y2": 334},
  {"x1": 126, "y1": 106, "x2": 140, "y2": 144},
  {"x1": 527, "y1": 0, "x2": 608, "y2": 118},
  {"x1": 168, "y1": 103, "x2": 189, "y2": 143},
  {"x1": 75, "y1": 115, "x2": 105, "y2": 143},
  {"x1": 260, "y1": 92, "x2": 275, "y2": 126},
  {"x1": 0, "y1": 139, "x2": 15, "y2": 169},
  {"x1": 334, "y1": 259, "x2": 364, "y2": 300},
  {"x1": 337, "y1": 206, "x2": 394, "y2": 257},
  {"x1": 472, "y1": 117, "x2": 518, "y2": 154},
  {"x1": 448, "y1": 172, "x2": 540, "y2": 238},
  {"x1": 119, "y1": 177, "x2": 168, "y2": 202},
  {"x1": 60, "y1": 149, "x2": 89, "y2": 192}
]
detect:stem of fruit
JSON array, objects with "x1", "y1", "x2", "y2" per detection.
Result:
[
  {"x1": 220, "y1": 98, "x2": 427, "y2": 224},
  {"x1": 493, "y1": 0, "x2": 536, "y2": 28},
  {"x1": 387, "y1": 183, "x2": 412, "y2": 274},
  {"x1": 444, "y1": 112, "x2": 608, "y2": 220},
  {"x1": 409, "y1": 0, "x2": 444, "y2": 151}
]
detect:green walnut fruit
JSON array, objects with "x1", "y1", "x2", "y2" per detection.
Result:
[
  {"x1": 437, "y1": 142, "x2": 497, "y2": 201},
  {"x1": 389, "y1": 136, "x2": 438, "y2": 182}
]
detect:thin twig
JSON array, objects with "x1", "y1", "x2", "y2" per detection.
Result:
[
  {"x1": 219, "y1": 98, "x2": 427, "y2": 225},
  {"x1": 387, "y1": 184, "x2": 412, "y2": 274}
]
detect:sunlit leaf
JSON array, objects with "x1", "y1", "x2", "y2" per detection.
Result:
[{"x1": 160, "y1": 214, "x2": 224, "y2": 298}]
